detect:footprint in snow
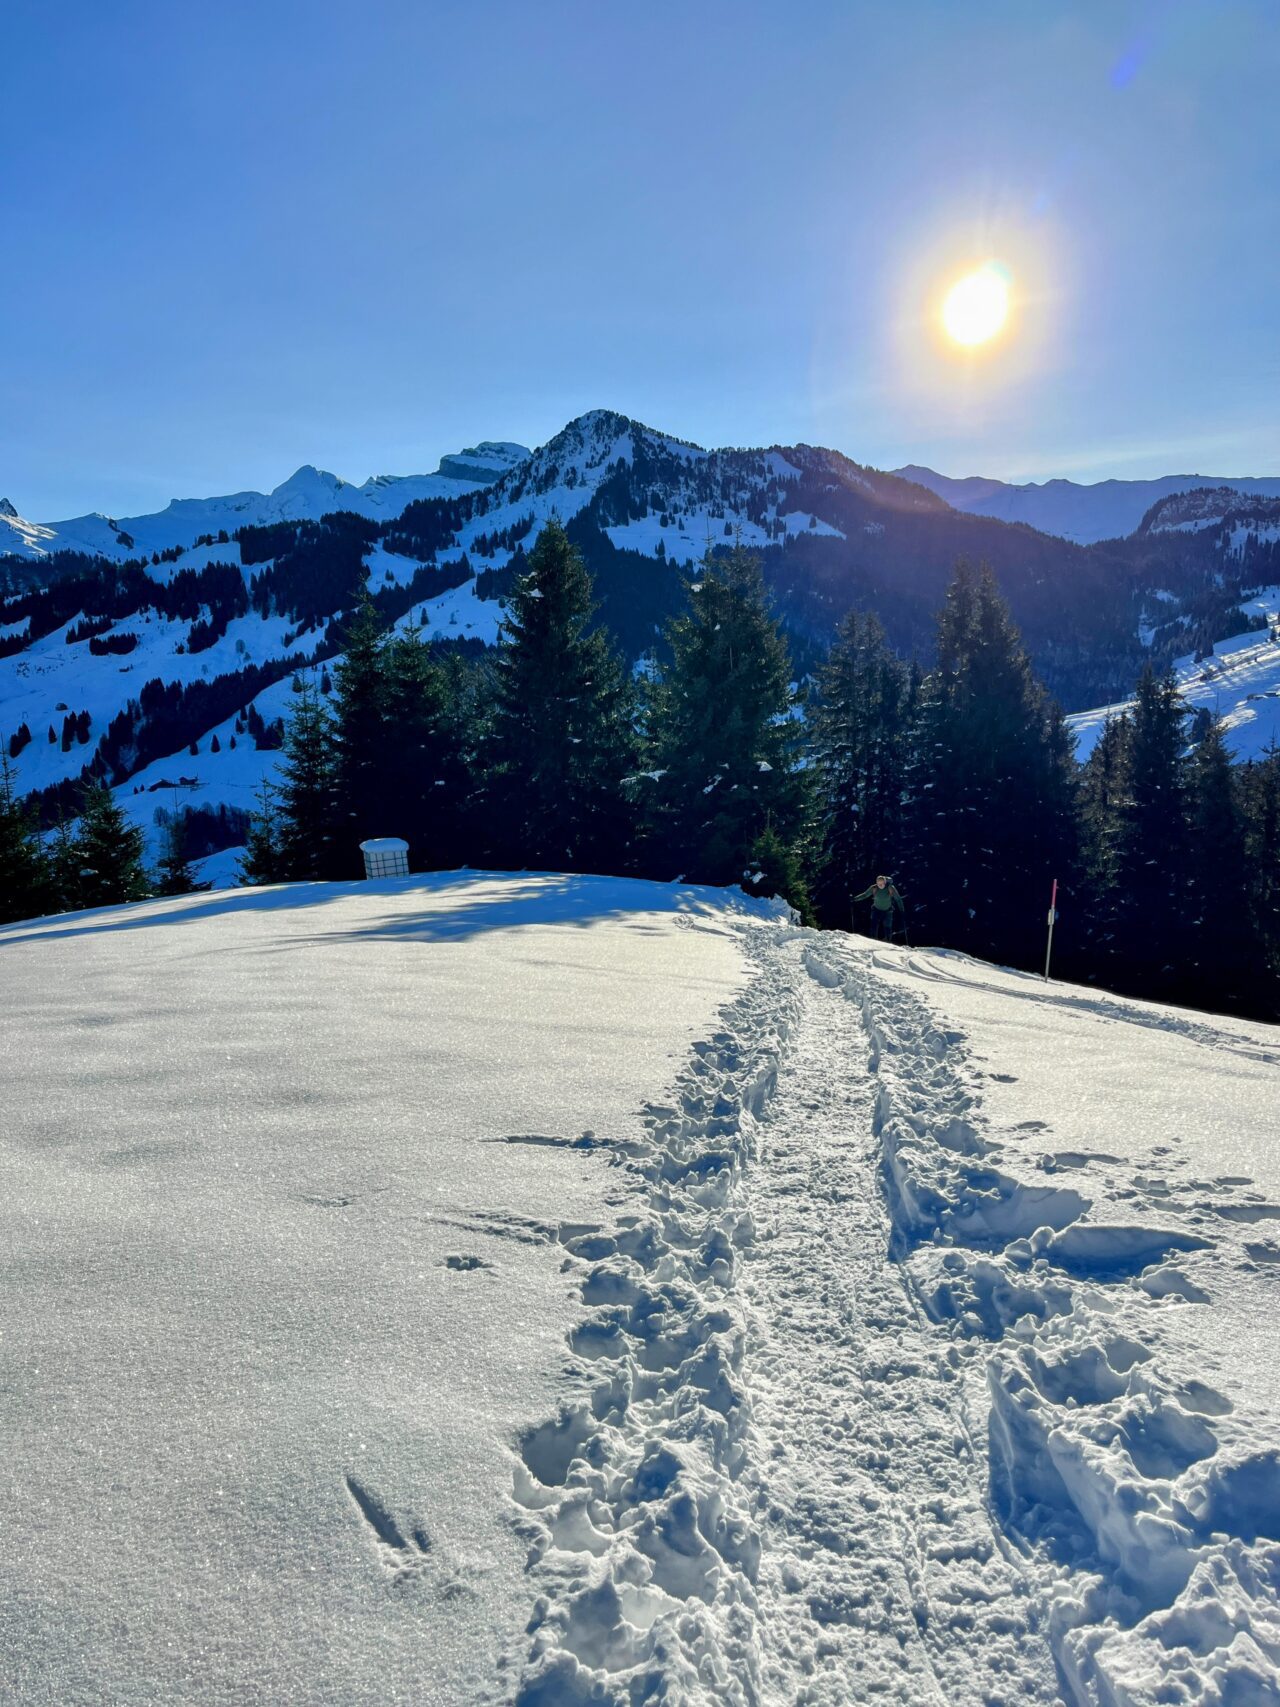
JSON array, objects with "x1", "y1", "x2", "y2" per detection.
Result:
[{"x1": 443, "y1": 1253, "x2": 493, "y2": 1272}]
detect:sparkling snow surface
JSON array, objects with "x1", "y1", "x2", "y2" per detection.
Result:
[
  {"x1": 0, "y1": 874, "x2": 764, "y2": 1706},
  {"x1": 4, "y1": 880, "x2": 1279, "y2": 1706}
]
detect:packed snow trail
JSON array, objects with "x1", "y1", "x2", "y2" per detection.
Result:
[
  {"x1": 510, "y1": 925, "x2": 1280, "y2": 1706},
  {"x1": 741, "y1": 960, "x2": 1059, "y2": 1704},
  {"x1": 508, "y1": 930, "x2": 1058, "y2": 1704}
]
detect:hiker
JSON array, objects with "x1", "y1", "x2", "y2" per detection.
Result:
[{"x1": 853, "y1": 874, "x2": 905, "y2": 942}]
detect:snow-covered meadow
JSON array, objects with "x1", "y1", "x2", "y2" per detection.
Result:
[{"x1": 2, "y1": 872, "x2": 1278, "y2": 1705}]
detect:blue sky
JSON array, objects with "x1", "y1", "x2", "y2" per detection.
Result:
[{"x1": 3, "y1": 0, "x2": 1277, "y2": 518}]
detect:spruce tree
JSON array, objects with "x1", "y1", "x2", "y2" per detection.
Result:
[
  {"x1": 0, "y1": 755, "x2": 51, "y2": 924},
  {"x1": 1187, "y1": 722, "x2": 1252, "y2": 1011},
  {"x1": 331, "y1": 593, "x2": 390, "y2": 871},
  {"x1": 645, "y1": 546, "x2": 807, "y2": 899},
  {"x1": 1110, "y1": 665, "x2": 1191, "y2": 995},
  {"x1": 48, "y1": 813, "x2": 81, "y2": 913},
  {"x1": 1077, "y1": 715, "x2": 1132, "y2": 985},
  {"x1": 72, "y1": 784, "x2": 150, "y2": 908},
  {"x1": 485, "y1": 519, "x2": 637, "y2": 872},
  {"x1": 241, "y1": 777, "x2": 288, "y2": 885},
  {"x1": 276, "y1": 683, "x2": 340, "y2": 879},
  {"x1": 1242, "y1": 743, "x2": 1280, "y2": 1012},
  {"x1": 905, "y1": 561, "x2": 1077, "y2": 968},
  {"x1": 810, "y1": 610, "x2": 909, "y2": 929},
  {"x1": 154, "y1": 809, "x2": 211, "y2": 896},
  {"x1": 382, "y1": 626, "x2": 467, "y2": 872}
]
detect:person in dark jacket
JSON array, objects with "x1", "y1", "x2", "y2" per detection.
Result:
[{"x1": 853, "y1": 875, "x2": 904, "y2": 941}]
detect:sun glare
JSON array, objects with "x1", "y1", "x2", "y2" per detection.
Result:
[{"x1": 942, "y1": 263, "x2": 1010, "y2": 347}]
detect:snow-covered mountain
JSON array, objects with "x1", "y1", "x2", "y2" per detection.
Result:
[
  {"x1": 894, "y1": 465, "x2": 1280, "y2": 545},
  {"x1": 5, "y1": 872, "x2": 1279, "y2": 1704},
  {"x1": 0, "y1": 440, "x2": 529, "y2": 563},
  {"x1": 5, "y1": 408, "x2": 1280, "y2": 874},
  {"x1": 1138, "y1": 485, "x2": 1280, "y2": 547}
]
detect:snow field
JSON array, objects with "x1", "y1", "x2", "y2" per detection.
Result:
[
  {"x1": 5, "y1": 874, "x2": 1278, "y2": 1705},
  {"x1": 833, "y1": 942, "x2": 1280, "y2": 1705},
  {"x1": 0, "y1": 874, "x2": 769, "y2": 1707}
]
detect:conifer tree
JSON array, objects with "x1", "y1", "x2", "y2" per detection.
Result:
[
  {"x1": 71, "y1": 784, "x2": 150, "y2": 908},
  {"x1": 906, "y1": 561, "x2": 1076, "y2": 967},
  {"x1": 485, "y1": 519, "x2": 637, "y2": 872},
  {"x1": 331, "y1": 593, "x2": 390, "y2": 871},
  {"x1": 645, "y1": 546, "x2": 807, "y2": 899},
  {"x1": 810, "y1": 610, "x2": 909, "y2": 928},
  {"x1": 276, "y1": 683, "x2": 339, "y2": 879},
  {"x1": 1077, "y1": 714, "x2": 1133, "y2": 983},
  {"x1": 1187, "y1": 721, "x2": 1252, "y2": 1010},
  {"x1": 743, "y1": 820, "x2": 814, "y2": 920},
  {"x1": 1109, "y1": 665, "x2": 1191, "y2": 994},
  {"x1": 0, "y1": 755, "x2": 51, "y2": 924},
  {"x1": 381, "y1": 626, "x2": 466, "y2": 871},
  {"x1": 1242, "y1": 743, "x2": 1280, "y2": 1009},
  {"x1": 154, "y1": 809, "x2": 211, "y2": 896},
  {"x1": 240, "y1": 777, "x2": 288, "y2": 885},
  {"x1": 47, "y1": 813, "x2": 81, "y2": 913}
]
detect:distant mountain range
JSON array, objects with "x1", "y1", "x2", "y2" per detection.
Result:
[
  {"x1": 0, "y1": 442, "x2": 530, "y2": 563},
  {"x1": 7, "y1": 433, "x2": 1280, "y2": 561},
  {"x1": 3, "y1": 409, "x2": 1279, "y2": 868},
  {"x1": 891, "y1": 466, "x2": 1280, "y2": 545}
]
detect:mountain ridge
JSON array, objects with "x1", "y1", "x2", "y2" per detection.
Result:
[
  {"x1": 893, "y1": 464, "x2": 1280, "y2": 545},
  {"x1": 4, "y1": 407, "x2": 1280, "y2": 869},
  {"x1": 9, "y1": 418, "x2": 1280, "y2": 562}
]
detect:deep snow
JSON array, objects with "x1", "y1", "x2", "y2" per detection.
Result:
[
  {"x1": 0, "y1": 874, "x2": 769, "y2": 1706},
  {"x1": 3, "y1": 874, "x2": 1278, "y2": 1705}
]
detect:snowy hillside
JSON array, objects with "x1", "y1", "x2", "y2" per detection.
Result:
[
  {"x1": 0, "y1": 441, "x2": 529, "y2": 564},
  {"x1": 3, "y1": 872, "x2": 1277, "y2": 1706},
  {"x1": 6, "y1": 409, "x2": 1280, "y2": 865},
  {"x1": 1139, "y1": 487, "x2": 1280, "y2": 550},
  {"x1": 894, "y1": 466, "x2": 1280, "y2": 545},
  {"x1": 1071, "y1": 587, "x2": 1280, "y2": 762}
]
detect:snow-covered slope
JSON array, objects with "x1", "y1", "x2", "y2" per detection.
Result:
[
  {"x1": 1139, "y1": 487, "x2": 1280, "y2": 552},
  {"x1": 0, "y1": 441, "x2": 529, "y2": 563},
  {"x1": 1070, "y1": 586, "x2": 1280, "y2": 762},
  {"x1": 4, "y1": 876, "x2": 1277, "y2": 1704},
  {"x1": 895, "y1": 466, "x2": 1280, "y2": 545},
  {"x1": 8, "y1": 411, "x2": 1279, "y2": 859}
]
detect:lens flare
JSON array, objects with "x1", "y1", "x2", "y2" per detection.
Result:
[{"x1": 942, "y1": 263, "x2": 1011, "y2": 347}]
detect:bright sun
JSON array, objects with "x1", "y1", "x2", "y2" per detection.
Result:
[{"x1": 942, "y1": 263, "x2": 1010, "y2": 347}]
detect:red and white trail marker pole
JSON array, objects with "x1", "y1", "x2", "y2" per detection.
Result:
[{"x1": 1044, "y1": 878, "x2": 1059, "y2": 983}]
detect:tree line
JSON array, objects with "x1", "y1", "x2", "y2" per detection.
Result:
[{"x1": 3, "y1": 521, "x2": 1277, "y2": 1021}]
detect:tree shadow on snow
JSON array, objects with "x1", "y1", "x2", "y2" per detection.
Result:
[{"x1": 0, "y1": 869, "x2": 748, "y2": 951}]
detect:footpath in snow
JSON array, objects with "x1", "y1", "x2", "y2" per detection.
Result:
[
  {"x1": 509, "y1": 924, "x2": 1280, "y2": 1707},
  {"x1": 4, "y1": 874, "x2": 1279, "y2": 1705}
]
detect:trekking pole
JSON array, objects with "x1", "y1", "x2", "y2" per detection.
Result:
[{"x1": 1043, "y1": 878, "x2": 1058, "y2": 982}]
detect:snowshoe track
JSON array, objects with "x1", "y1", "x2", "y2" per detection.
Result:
[
  {"x1": 506, "y1": 930, "x2": 798, "y2": 1705},
  {"x1": 505, "y1": 928, "x2": 1280, "y2": 1705}
]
